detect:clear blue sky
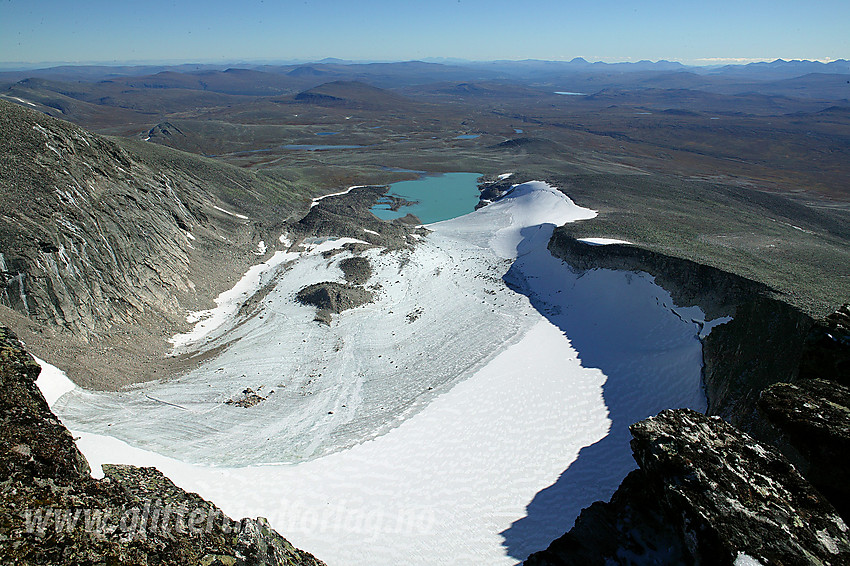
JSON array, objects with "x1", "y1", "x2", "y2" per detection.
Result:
[{"x1": 1, "y1": 0, "x2": 848, "y2": 67}]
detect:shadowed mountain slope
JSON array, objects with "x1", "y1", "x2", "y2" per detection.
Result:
[{"x1": 0, "y1": 99, "x2": 313, "y2": 387}]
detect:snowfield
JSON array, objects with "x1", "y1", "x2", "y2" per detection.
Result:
[{"x1": 49, "y1": 181, "x2": 718, "y2": 565}]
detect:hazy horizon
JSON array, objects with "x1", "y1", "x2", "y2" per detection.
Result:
[
  {"x1": 2, "y1": 0, "x2": 847, "y2": 69},
  {"x1": 0, "y1": 55, "x2": 847, "y2": 74}
]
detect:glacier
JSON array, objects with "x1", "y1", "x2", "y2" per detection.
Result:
[{"x1": 49, "y1": 181, "x2": 715, "y2": 565}]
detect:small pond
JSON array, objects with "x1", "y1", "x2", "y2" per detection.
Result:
[{"x1": 370, "y1": 172, "x2": 483, "y2": 224}]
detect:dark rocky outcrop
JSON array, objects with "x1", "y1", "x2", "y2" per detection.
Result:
[
  {"x1": 526, "y1": 409, "x2": 850, "y2": 566},
  {"x1": 296, "y1": 282, "x2": 373, "y2": 325},
  {"x1": 0, "y1": 326, "x2": 324, "y2": 565},
  {"x1": 476, "y1": 176, "x2": 516, "y2": 209},
  {"x1": 0, "y1": 327, "x2": 91, "y2": 482},
  {"x1": 225, "y1": 387, "x2": 268, "y2": 408},
  {"x1": 338, "y1": 256, "x2": 372, "y2": 285},
  {"x1": 287, "y1": 185, "x2": 426, "y2": 250}
]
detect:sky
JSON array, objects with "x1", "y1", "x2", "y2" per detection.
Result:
[{"x1": 1, "y1": 0, "x2": 848, "y2": 67}]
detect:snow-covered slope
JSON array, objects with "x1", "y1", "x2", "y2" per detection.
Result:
[{"x1": 50, "y1": 181, "x2": 717, "y2": 565}]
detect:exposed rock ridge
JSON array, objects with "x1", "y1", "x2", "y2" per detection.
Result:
[
  {"x1": 526, "y1": 409, "x2": 850, "y2": 566},
  {"x1": 0, "y1": 326, "x2": 325, "y2": 565},
  {"x1": 476, "y1": 176, "x2": 516, "y2": 209},
  {"x1": 286, "y1": 184, "x2": 426, "y2": 250},
  {"x1": 759, "y1": 379, "x2": 850, "y2": 519}
]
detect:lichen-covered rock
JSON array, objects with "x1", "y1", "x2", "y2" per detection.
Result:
[
  {"x1": 0, "y1": 327, "x2": 91, "y2": 481},
  {"x1": 0, "y1": 327, "x2": 325, "y2": 566},
  {"x1": 759, "y1": 379, "x2": 850, "y2": 519},
  {"x1": 527, "y1": 409, "x2": 850, "y2": 565},
  {"x1": 632, "y1": 409, "x2": 849, "y2": 564}
]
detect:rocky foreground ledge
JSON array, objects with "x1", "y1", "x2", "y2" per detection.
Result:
[
  {"x1": 0, "y1": 327, "x2": 325, "y2": 566},
  {"x1": 526, "y1": 409, "x2": 850, "y2": 565}
]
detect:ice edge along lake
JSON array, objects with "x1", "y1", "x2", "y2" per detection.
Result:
[{"x1": 47, "y1": 178, "x2": 721, "y2": 565}]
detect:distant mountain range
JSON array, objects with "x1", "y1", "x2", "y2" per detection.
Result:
[{"x1": 2, "y1": 58, "x2": 848, "y2": 84}]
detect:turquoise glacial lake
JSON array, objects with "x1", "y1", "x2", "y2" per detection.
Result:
[{"x1": 371, "y1": 172, "x2": 483, "y2": 224}]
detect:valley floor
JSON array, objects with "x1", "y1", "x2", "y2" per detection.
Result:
[{"x1": 46, "y1": 182, "x2": 714, "y2": 564}]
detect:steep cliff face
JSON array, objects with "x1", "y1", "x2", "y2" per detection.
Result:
[
  {"x1": 798, "y1": 304, "x2": 850, "y2": 384},
  {"x1": 0, "y1": 99, "x2": 314, "y2": 388},
  {"x1": 538, "y1": 228, "x2": 849, "y2": 563},
  {"x1": 0, "y1": 99, "x2": 259, "y2": 338},
  {"x1": 526, "y1": 410, "x2": 850, "y2": 566},
  {"x1": 0, "y1": 326, "x2": 325, "y2": 566},
  {"x1": 547, "y1": 229, "x2": 816, "y2": 437},
  {"x1": 701, "y1": 296, "x2": 813, "y2": 434}
]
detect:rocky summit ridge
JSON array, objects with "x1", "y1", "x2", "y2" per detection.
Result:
[{"x1": 526, "y1": 409, "x2": 850, "y2": 566}]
